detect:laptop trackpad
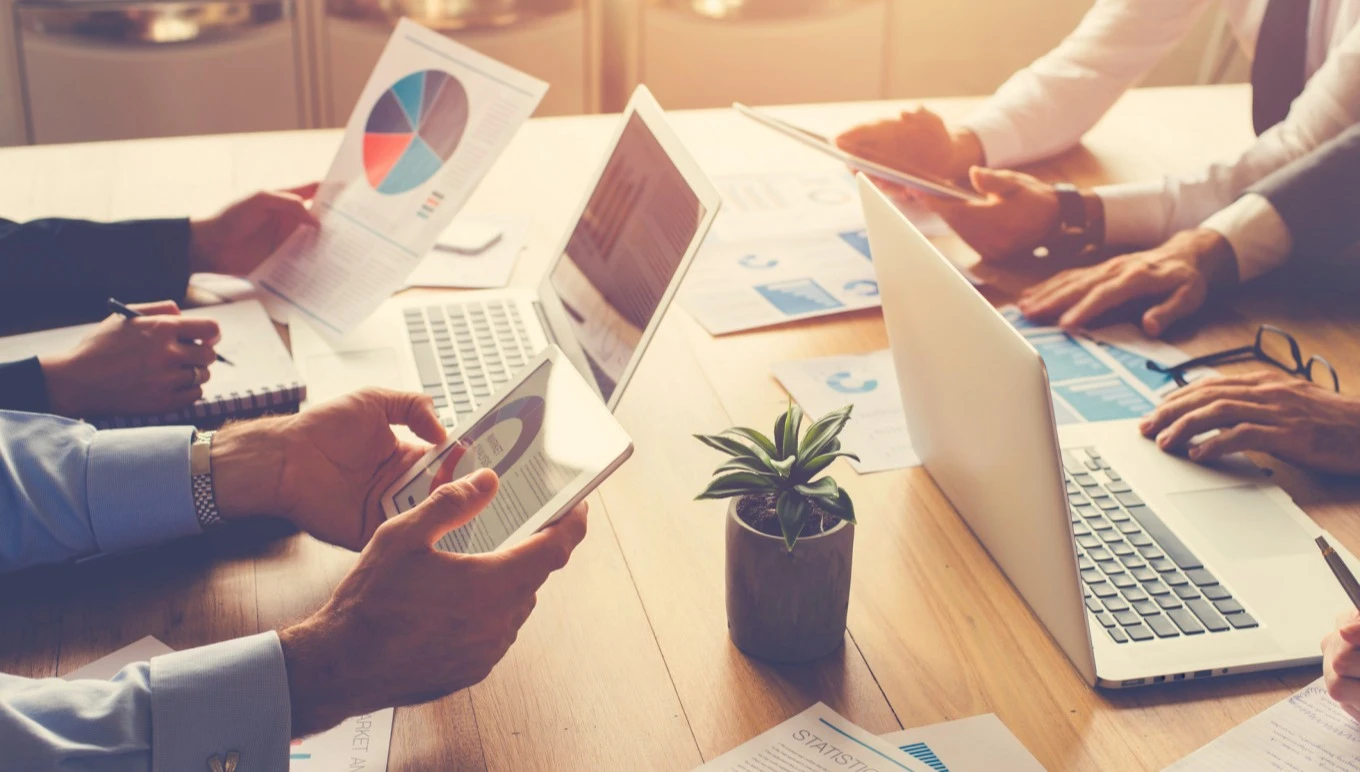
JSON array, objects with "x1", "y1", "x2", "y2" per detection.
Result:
[{"x1": 1169, "y1": 487, "x2": 1314, "y2": 560}]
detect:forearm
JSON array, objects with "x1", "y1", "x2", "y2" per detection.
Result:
[
  {"x1": 960, "y1": 0, "x2": 1211, "y2": 169},
  {"x1": 0, "y1": 217, "x2": 193, "y2": 330},
  {"x1": 0, "y1": 633, "x2": 291, "y2": 772},
  {"x1": 0, "y1": 411, "x2": 197, "y2": 572}
]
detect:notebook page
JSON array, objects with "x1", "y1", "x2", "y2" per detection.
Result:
[{"x1": 1166, "y1": 678, "x2": 1360, "y2": 770}]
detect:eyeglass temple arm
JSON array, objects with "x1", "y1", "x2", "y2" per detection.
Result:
[{"x1": 1146, "y1": 345, "x2": 1258, "y2": 374}]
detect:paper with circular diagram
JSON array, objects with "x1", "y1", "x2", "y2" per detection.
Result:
[{"x1": 249, "y1": 19, "x2": 547, "y2": 335}]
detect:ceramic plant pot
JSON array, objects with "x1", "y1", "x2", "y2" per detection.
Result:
[{"x1": 724, "y1": 496, "x2": 854, "y2": 663}]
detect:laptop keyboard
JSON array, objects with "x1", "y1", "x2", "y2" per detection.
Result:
[
  {"x1": 1064, "y1": 447, "x2": 1259, "y2": 644},
  {"x1": 403, "y1": 300, "x2": 539, "y2": 428}
]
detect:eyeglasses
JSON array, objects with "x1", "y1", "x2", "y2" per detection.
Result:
[{"x1": 1146, "y1": 324, "x2": 1340, "y2": 391}]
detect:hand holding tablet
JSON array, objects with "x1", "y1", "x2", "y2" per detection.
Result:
[{"x1": 382, "y1": 346, "x2": 633, "y2": 554}]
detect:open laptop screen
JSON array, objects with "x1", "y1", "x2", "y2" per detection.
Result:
[{"x1": 548, "y1": 112, "x2": 707, "y2": 402}]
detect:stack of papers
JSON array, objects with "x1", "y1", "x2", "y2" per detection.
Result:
[{"x1": 681, "y1": 171, "x2": 948, "y2": 335}]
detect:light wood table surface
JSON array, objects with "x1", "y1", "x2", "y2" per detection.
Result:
[{"x1": 3, "y1": 84, "x2": 1360, "y2": 771}]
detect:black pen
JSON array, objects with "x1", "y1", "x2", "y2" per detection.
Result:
[
  {"x1": 107, "y1": 298, "x2": 234, "y2": 366},
  {"x1": 1317, "y1": 536, "x2": 1360, "y2": 611}
]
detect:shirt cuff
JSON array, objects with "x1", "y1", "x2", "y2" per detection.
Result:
[
  {"x1": 86, "y1": 425, "x2": 199, "y2": 554},
  {"x1": 1200, "y1": 194, "x2": 1294, "y2": 282},
  {"x1": 1093, "y1": 180, "x2": 1170, "y2": 247},
  {"x1": 959, "y1": 108, "x2": 1023, "y2": 168},
  {"x1": 151, "y1": 632, "x2": 291, "y2": 772}
]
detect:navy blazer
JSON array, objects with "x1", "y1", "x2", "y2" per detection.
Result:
[{"x1": 0, "y1": 217, "x2": 192, "y2": 412}]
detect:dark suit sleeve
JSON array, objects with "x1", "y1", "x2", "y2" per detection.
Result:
[
  {"x1": 1248, "y1": 123, "x2": 1360, "y2": 260},
  {"x1": 0, "y1": 357, "x2": 50, "y2": 413},
  {"x1": 0, "y1": 217, "x2": 192, "y2": 330}
]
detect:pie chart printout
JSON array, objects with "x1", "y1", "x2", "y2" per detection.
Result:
[{"x1": 362, "y1": 70, "x2": 468, "y2": 195}]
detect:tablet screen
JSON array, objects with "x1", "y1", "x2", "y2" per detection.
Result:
[{"x1": 387, "y1": 354, "x2": 623, "y2": 553}]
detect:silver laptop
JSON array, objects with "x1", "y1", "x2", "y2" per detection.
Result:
[
  {"x1": 858, "y1": 174, "x2": 1354, "y2": 688},
  {"x1": 291, "y1": 85, "x2": 721, "y2": 423}
]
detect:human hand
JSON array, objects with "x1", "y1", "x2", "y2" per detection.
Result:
[
  {"x1": 1018, "y1": 228, "x2": 1238, "y2": 336},
  {"x1": 835, "y1": 108, "x2": 983, "y2": 182},
  {"x1": 1138, "y1": 371, "x2": 1360, "y2": 474},
  {"x1": 278, "y1": 469, "x2": 589, "y2": 736},
  {"x1": 211, "y1": 388, "x2": 448, "y2": 550},
  {"x1": 188, "y1": 183, "x2": 320, "y2": 276},
  {"x1": 928, "y1": 167, "x2": 1060, "y2": 262},
  {"x1": 39, "y1": 300, "x2": 220, "y2": 418},
  {"x1": 1323, "y1": 610, "x2": 1360, "y2": 722}
]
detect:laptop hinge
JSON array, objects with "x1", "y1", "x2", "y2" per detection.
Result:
[{"x1": 532, "y1": 300, "x2": 557, "y2": 345}]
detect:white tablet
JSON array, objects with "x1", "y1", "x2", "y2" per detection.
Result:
[
  {"x1": 381, "y1": 346, "x2": 633, "y2": 553},
  {"x1": 733, "y1": 102, "x2": 985, "y2": 203}
]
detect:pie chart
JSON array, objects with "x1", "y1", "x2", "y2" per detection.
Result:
[{"x1": 362, "y1": 69, "x2": 468, "y2": 195}]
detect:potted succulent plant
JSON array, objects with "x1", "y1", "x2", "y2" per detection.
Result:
[{"x1": 695, "y1": 401, "x2": 858, "y2": 663}]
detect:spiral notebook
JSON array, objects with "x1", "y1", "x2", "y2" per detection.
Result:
[{"x1": 0, "y1": 300, "x2": 305, "y2": 429}]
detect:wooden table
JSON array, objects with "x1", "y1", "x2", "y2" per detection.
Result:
[{"x1": 4, "y1": 84, "x2": 1360, "y2": 771}]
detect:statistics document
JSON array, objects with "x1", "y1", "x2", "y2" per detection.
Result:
[
  {"x1": 251, "y1": 19, "x2": 546, "y2": 334},
  {"x1": 696, "y1": 703, "x2": 932, "y2": 772}
]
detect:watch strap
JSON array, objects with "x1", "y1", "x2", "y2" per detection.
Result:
[{"x1": 190, "y1": 430, "x2": 223, "y2": 530}]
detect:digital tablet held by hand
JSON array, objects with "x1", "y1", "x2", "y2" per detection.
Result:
[
  {"x1": 382, "y1": 346, "x2": 633, "y2": 553},
  {"x1": 733, "y1": 103, "x2": 984, "y2": 203}
]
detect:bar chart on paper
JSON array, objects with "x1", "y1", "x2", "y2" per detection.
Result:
[{"x1": 363, "y1": 70, "x2": 469, "y2": 195}]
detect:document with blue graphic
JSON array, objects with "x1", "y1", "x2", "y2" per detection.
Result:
[
  {"x1": 682, "y1": 171, "x2": 946, "y2": 335},
  {"x1": 998, "y1": 307, "x2": 1208, "y2": 426},
  {"x1": 880, "y1": 714, "x2": 1045, "y2": 772},
  {"x1": 774, "y1": 312, "x2": 1208, "y2": 474},
  {"x1": 772, "y1": 350, "x2": 918, "y2": 473},
  {"x1": 695, "y1": 702, "x2": 933, "y2": 772}
]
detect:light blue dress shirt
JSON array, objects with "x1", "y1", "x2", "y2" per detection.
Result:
[{"x1": 0, "y1": 410, "x2": 292, "y2": 771}]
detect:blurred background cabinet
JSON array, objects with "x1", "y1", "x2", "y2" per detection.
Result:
[{"x1": 0, "y1": 0, "x2": 1245, "y2": 145}]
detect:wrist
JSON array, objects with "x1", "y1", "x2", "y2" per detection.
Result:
[
  {"x1": 187, "y1": 218, "x2": 216, "y2": 274},
  {"x1": 948, "y1": 128, "x2": 985, "y2": 180},
  {"x1": 39, "y1": 353, "x2": 85, "y2": 417},
  {"x1": 1183, "y1": 228, "x2": 1240, "y2": 289},
  {"x1": 279, "y1": 618, "x2": 364, "y2": 738},
  {"x1": 211, "y1": 418, "x2": 288, "y2": 520}
]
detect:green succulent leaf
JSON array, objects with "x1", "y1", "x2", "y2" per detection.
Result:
[
  {"x1": 770, "y1": 456, "x2": 795, "y2": 479},
  {"x1": 720, "y1": 427, "x2": 779, "y2": 460},
  {"x1": 794, "y1": 477, "x2": 839, "y2": 499},
  {"x1": 714, "y1": 457, "x2": 779, "y2": 478},
  {"x1": 797, "y1": 405, "x2": 854, "y2": 466},
  {"x1": 812, "y1": 488, "x2": 857, "y2": 525},
  {"x1": 695, "y1": 472, "x2": 778, "y2": 501},
  {"x1": 778, "y1": 402, "x2": 804, "y2": 462},
  {"x1": 797, "y1": 450, "x2": 862, "y2": 481},
  {"x1": 772, "y1": 409, "x2": 789, "y2": 458},
  {"x1": 693, "y1": 433, "x2": 760, "y2": 459},
  {"x1": 774, "y1": 491, "x2": 812, "y2": 552}
]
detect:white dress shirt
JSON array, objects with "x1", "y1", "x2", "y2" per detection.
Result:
[{"x1": 959, "y1": 0, "x2": 1360, "y2": 280}]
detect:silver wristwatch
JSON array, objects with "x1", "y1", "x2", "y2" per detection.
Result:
[{"x1": 190, "y1": 430, "x2": 223, "y2": 529}]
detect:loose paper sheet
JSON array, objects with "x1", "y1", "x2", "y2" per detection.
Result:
[
  {"x1": 403, "y1": 212, "x2": 531, "y2": 289},
  {"x1": 1166, "y1": 678, "x2": 1360, "y2": 770},
  {"x1": 250, "y1": 18, "x2": 546, "y2": 334},
  {"x1": 881, "y1": 714, "x2": 1046, "y2": 771},
  {"x1": 64, "y1": 636, "x2": 394, "y2": 771},
  {"x1": 695, "y1": 702, "x2": 933, "y2": 772},
  {"x1": 772, "y1": 350, "x2": 918, "y2": 474},
  {"x1": 682, "y1": 171, "x2": 947, "y2": 335}
]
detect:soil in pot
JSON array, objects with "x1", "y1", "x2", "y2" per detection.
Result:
[{"x1": 735, "y1": 492, "x2": 843, "y2": 539}]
